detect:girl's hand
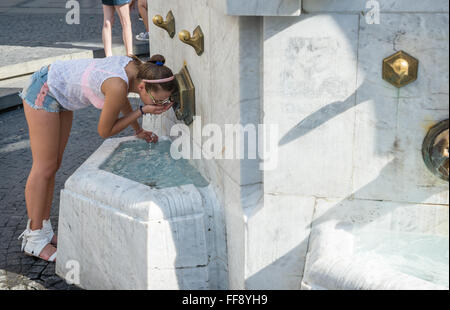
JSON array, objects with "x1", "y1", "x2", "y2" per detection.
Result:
[
  {"x1": 136, "y1": 129, "x2": 158, "y2": 143},
  {"x1": 143, "y1": 102, "x2": 174, "y2": 115}
]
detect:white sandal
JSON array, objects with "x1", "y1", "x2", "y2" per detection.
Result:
[
  {"x1": 18, "y1": 219, "x2": 57, "y2": 262},
  {"x1": 43, "y1": 218, "x2": 57, "y2": 246}
]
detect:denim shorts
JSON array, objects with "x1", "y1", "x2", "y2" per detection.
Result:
[
  {"x1": 19, "y1": 65, "x2": 69, "y2": 113},
  {"x1": 101, "y1": 0, "x2": 131, "y2": 6}
]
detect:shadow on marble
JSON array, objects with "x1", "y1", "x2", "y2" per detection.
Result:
[
  {"x1": 311, "y1": 160, "x2": 448, "y2": 230},
  {"x1": 278, "y1": 82, "x2": 365, "y2": 146}
]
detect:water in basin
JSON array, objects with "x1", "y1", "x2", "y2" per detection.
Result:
[
  {"x1": 100, "y1": 139, "x2": 209, "y2": 189},
  {"x1": 353, "y1": 229, "x2": 449, "y2": 288}
]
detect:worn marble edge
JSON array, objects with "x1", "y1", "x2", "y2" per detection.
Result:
[
  {"x1": 226, "y1": 0, "x2": 301, "y2": 16},
  {"x1": 62, "y1": 135, "x2": 208, "y2": 221}
]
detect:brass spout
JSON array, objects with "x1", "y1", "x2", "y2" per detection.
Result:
[
  {"x1": 422, "y1": 119, "x2": 449, "y2": 182},
  {"x1": 179, "y1": 26, "x2": 204, "y2": 56},
  {"x1": 172, "y1": 64, "x2": 196, "y2": 125},
  {"x1": 152, "y1": 11, "x2": 175, "y2": 38}
]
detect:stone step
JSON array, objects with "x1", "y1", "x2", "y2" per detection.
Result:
[
  {"x1": 0, "y1": 38, "x2": 150, "y2": 81},
  {"x1": 0, "y1": 74, "x2": 32, "y2": 112}
]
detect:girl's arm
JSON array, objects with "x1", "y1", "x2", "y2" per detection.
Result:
[
  {"x1": 98, "y1": 78, "x2": 141, "y2": 138},
  {"x1": 120, "y1": 97, "x2": 142, "y2": 134}
]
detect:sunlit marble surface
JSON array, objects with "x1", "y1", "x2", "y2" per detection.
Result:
[{"x1": 56, "y1": 136, "x2": 228, "y2": 289}]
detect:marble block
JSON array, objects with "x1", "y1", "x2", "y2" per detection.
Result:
[
  {"x1": 353, "y1": 13, "x2": 449, "y2": 204},
  {"x1": 226, "y1": 0, "x2": 301, "y2": 16},
  {"x1": 303, "y1": 0, "x2": 449, "y2": 13},
  {"x1": 263, "y1": 13, "x2": 359, "y2": 198},
  {"x1": 55, "y1": 136, "x2": 228, "y2": 290}
]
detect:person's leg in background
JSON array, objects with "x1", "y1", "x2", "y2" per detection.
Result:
[
  {"x1": 42, "y1": 109, "x2": 73, "y2": 246},
  {"x1": 115, "y1": 2, "x2": 133, "y2": 56},
  {"x1": 136, "y1": 0, "x2": 149, "y2": 41},
  {"x1": 138, "y1": 0, "x2": 148, "y2": 32},
  {"x1": 102, "y1": 4, "x2": 116, "y2": 57}
]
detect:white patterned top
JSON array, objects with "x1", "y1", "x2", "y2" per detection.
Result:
[{"x1": 47, "y1": 56, "x2": 133, "y2": 111}]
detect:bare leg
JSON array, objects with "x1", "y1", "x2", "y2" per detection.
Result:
[
  {"x1": 43, "y1": 176, "x2": 55, "y2": 221},
  {"x1": 115, "y1": 3, "x2": 133, "y2": 56},
  {"x1": 102, "y1": 5, "x2": 115, "y2": 57},
  {"x1": 43, "y1": 110, "x2": 73, "y2": 245},
  {"x1": 23, "y1": 101, "x2": 58, "y2": 260},
  {"x1": 138, "y1": 0, "x2": 149, "y2": 32}
]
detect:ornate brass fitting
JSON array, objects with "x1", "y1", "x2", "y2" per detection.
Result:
[
  {"x1": 422, "y1": 119, "x2": 449, "y2": 182},
  {"x1": 152, "y1": 11, "x2": 175, "y2": 38},
  {"x1": 382, "y1": 51, "x2": 418, "y2": 88},
  {"x1": 179, "y1": 26, "x2": 204, "y2": 56},
  {"x1": 171, "y1": 64, "x2": 195, "y2": 125}
]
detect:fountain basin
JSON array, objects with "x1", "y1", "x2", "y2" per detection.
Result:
[
  {"x1": 55, "y1": 136, "x2": 228, "y2": 290},
  {"x1": 301, "y1": 202, "x2": 449, "y2": 290}
]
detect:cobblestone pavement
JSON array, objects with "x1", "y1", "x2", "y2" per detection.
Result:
[
  {"x1": 0, "y1": 0, "x2": 146, "y2": 67},
  {"x1": 0, "y1": 102, "x2": 141, "y2": 289}
]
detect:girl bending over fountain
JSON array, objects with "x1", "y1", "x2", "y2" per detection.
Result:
[{"x1": 18, "y1": 54, "x2": 177, "y2": 262}]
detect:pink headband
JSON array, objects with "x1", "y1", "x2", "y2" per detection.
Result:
[{"x1": 142, "y1": 76, "x2": 175, "y2": 84}]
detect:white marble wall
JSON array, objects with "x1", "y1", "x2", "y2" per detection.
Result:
[
  {"x1": 143, "y1": 0, "x2": 263, "y2": 289},
  {"x1": 353, "y1": 13, "x2": 449, "y2": 204},
  {"x1": 262, "y1": 1, "x2": 449, "y2": 289},
  {"x1": 264, "y1": 12, "x2": 449, "y2": 202},
  {"x1": 144, "y1": 0, "x2": 449, "y2": 289}
]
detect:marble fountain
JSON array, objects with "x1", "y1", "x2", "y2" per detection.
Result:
[
  {"x1": 56, "y1": 0, "x2": 449, "y2": 290},
  {"x1": 55, "y1": 136, "x2": 228, "y2": 289}
]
